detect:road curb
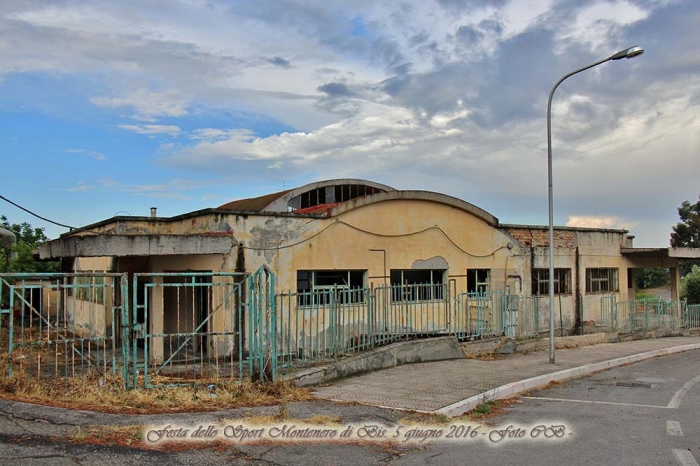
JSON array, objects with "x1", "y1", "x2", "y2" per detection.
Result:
[{"x1": 434, "y1": 343, "x2": 700, "y2": 417}]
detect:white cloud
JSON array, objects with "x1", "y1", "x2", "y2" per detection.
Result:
[
  {"x1": 98, "y1": 178, "x2": 120, "y2": 188},
  {"x1": 566, "y1": 216, "x2": 638, "y2": 231},
  {"x1": 189, "y1": 128, "x2": 252, "y2": 141},
  {"x1": 64, "y1": 181, "x2": 95, "y2": 192},
  {"x1": 109, "y1": 177, "x2": 234, "y2": 200},
  {"x1": 76, "y1": 176, "x2": 233, "y2": 201},
  {"x1": 93, "y1": 89, "x2": 189, "y2": 122},
  {"x1": 65, "y1": 149, "x2": 107, "y2": 160},
  {"x1": 161, "y1": 104, "x2": 440, "y2": 166},
  {"x1": 118, "y1": 124, "x2": 182, "y2": 136}
]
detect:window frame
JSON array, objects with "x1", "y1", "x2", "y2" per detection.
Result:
[
  {"x1": 296, "y1": 270, "x2": 366, "y2": 305},
  {"x1": 585, "y1": 267, "x2": 619, "y2": 293},
  {"x1": 532, "y1": 268, "x2": 572, "y2": 296},
  {"x1": 389, "y1": 269, "x2": 445, "y2": 302},
  {"x1": 69, "y1": 272, "x2": 106, "y2": 305},
  {"x1": 467, "y1": 269, "x2": 491, "y2": 295}
]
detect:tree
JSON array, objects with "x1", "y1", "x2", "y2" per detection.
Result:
[
  {"x1": 681, "y1": 265, "x2": 700, "y2": 304},
  {"x1": 636, "y1": 267, "x2": 670, "y2": 290},
  {"x1": 671, "y1": 196, "x2": 700, "y2": 276},
  {"x1": 671, "y1": 196, "x2": 700, "y2": 248},
  {"x1": 0, "y1": 215, "x2": 60, "y2": 274}
]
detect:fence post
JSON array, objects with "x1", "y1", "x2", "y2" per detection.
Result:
[
  {"x1": 120, "y1": 273, "x2": 131, "y2": 389},
  {"x1": 369, "y1": 283, "x2": 375, "y2": 349}
]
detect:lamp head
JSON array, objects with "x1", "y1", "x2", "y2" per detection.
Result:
[{"x1": 610, "y1": 46, "x2": 644, "y2": 61}]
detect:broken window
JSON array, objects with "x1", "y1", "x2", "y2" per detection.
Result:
[
  {"x1": 532, "y1": 268, "x2": 572, "y2": 295},
  {"x1": 69, "y1": 272, "x2": 105, "y2": 304},
  {"x1": 288, "y1": 184, "x2": 383, "y2": 211},
  {"x1": 296, "y1": 270, "x2": 366, "y2": 305},
  {"x1": 390, "y1": 269, "x2": 444, "y2": 302},
  {"x1": 586, "y1": 268, "x2": 619, "y2": 293},
  {"x1": 467, "y1": 269, "x2": 490, "y2": 295}
]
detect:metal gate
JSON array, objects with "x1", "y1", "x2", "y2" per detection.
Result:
[
  {"x1": 0, "y1": 272, "x2": 128, "y2": 384},
  {"x1": 127, "y1": 267, "x2": 276, "y2": 388},
  {"x1": 1, "y1": 267, "x2": 278, "y2": 390}
]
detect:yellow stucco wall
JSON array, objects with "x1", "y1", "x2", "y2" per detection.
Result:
[{"x1": 66, "y1": 196, "x2": 680, "y2": 354}]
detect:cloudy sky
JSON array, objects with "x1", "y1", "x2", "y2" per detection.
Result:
[{"x1": 1, "y1": 0, "x2": 698, "y2": 247}]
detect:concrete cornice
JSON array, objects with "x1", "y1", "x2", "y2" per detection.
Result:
[{"x1": 39, "y1": 234, "x2": 235, "y2": 259}]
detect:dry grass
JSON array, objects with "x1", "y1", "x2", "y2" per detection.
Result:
[
  {"x1": 0, "y1": 369, "x2": 312, "y2": 414},
  {"x1": 69, "y1": 425, "x2": 144, "y2": 447},
  {"x1": 67, "y1": 424, "x2": 233, "y2": 452},
  {"x1": 458, "y1": 397, "x2": 519, "y2": 421},
  {"x1": 0, "y1": 323, "x2": 315, "y2": 414},
  {"x1": 302, "y1": 414, "x2": 342, "y2": 425},
  {"x1": 398, "y1": 412, "x2": 454, "y2": 426}
]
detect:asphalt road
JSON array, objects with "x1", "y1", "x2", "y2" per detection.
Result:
[
  {"x1": 396, "y1": 349, "x2": 700, "y2": 466},
  {"x1": 1, "y1": 349, "x2": 698, "y2": 465}
]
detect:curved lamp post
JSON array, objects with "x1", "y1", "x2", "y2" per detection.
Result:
[{"x1": 547, "y1": 46, "x2": 644, "y2": 364}]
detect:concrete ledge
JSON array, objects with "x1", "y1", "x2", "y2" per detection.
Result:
[
  {"x1": 434, "y1": 342, "x2": 700, "y2": 418},
  {"x1": 286, "y1": 337, "x2": 464, "y2": 387},
  {"x1": 460, "y1": 333, "x2": 619, "y2": 358},
  {"x1": 39, "y1": 234, "x2": 235, "y2": 259}
]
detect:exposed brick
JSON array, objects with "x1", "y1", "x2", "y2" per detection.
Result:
[{"x1": 504, "y1": 227, "x2": 575, "y2": 248}]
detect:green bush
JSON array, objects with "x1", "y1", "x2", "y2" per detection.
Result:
[{"x1": 681, "y1": 265, "x2": 700, "y2": 304}]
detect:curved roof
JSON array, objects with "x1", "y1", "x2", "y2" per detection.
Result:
[
  {"x1": 216, "y1": 178, "x2": 498, "y2": 226},
  {"x1": 218, "y1": 179, "x2": 395, "y2": 212},
  {"x1": 218, "y1": 189, "x2": 293, "y2": 211},
  {"x1": 330, "y1": 190, "x2": 499, "y2": 226}
]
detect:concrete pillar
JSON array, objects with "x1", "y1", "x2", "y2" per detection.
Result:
[
  {"x1": 670, "y1": 267, "x2": 680, "y2": 301},
  {"x1": 627, "y1": 268, "x2": 637, "y2": 301},
  {"x1": 150, "y1": 277, "x2": 164, "y2": 364}
]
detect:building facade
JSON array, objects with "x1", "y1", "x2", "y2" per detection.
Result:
[{"x1": 38, "y1": 179, "x2": 699, "y2": 363}]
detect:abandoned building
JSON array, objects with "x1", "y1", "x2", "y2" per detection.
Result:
[{"x1": 30, "y1": 178, "x2": 699, "y2": 379}]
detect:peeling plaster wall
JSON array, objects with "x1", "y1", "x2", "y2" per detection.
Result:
[
  {"x1": 506, "y1": 227, "x2": 633, "y2": 329},
  {"x1": 273, "y1": 198, "x2": 523, "y2": 294},
  {"x1": 411, "y1": 256, "x2": 449, "y2": 270},
  {"x1": 63, "y1": 200, "x2": 525, "y2": 296}
]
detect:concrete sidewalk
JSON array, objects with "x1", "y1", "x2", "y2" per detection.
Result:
[{"x1": 312, "y1": 336, "x2": 700, "y2": 416}]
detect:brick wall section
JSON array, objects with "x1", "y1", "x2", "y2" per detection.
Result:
[{"x1": 504, "y1": 228, "x2": 576, "y2": 248}]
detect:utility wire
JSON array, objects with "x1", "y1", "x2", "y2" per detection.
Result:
[
  {"x1": 242, "y1": 219, "x2": 504, "y2": 258},
  {"x1": 0, "y1": 194, "x2": 75, "y2": 230},
  {"x1": 0, "y1": 193, "x2": 510, "y2": 256}
]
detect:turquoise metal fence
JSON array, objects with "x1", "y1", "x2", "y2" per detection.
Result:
[
  {"x1": 0, "y1": 272, "x2": 128, "y2": 385},
  {"x1": 454, "y1": 291, "x2": 504, "y2": 339},
  {"x1": 600, "y1": 295, "x2": 617, "y2": 329},
  {"x1": 682, "y1": 303, "x2": 700, "y2": 330},
  {"x1": 600, "y1": 297, "x2": 683, "y2": 334},
  {"x1": 130, "y1": 269, "x2": 276, "y2": 388},
  {"x1": 275, "y1": 283, "x2": 562, "y2": 369},
  {"x1": 681, "y1": 301, "x2": 700, "y2": 330},
  {"x1": 6, "y1": 266, "x2": 621, "y2": 389},
  {"x1": 130, "y1": 272, "x2": 259, "y2": 388},
  {"x1": 248, "y1": 265, "x2": 276, "y2": 382},
  {"x1": 508, "y1": 295, "x2": 543, "y2": 338},
  {"x1": 276, "y1": 282, "x2": 453, "y2": 367}
]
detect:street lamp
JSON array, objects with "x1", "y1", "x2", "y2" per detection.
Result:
[{"x1": 546, "y1": 46, "x2": 643, "y2": 364}]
